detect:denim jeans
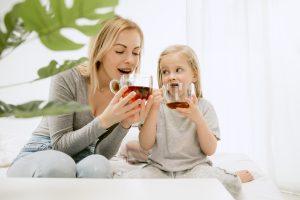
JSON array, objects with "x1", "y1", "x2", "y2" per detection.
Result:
[
  {"x1": 13, "y1": 135, "x2": 52, "y2": 163},
  {"x1": 8, "y1": 135, "x2": 111, "y2": 178},
  {"x1": 14, "y1": 134, "x2": 95, "y2": 163}
]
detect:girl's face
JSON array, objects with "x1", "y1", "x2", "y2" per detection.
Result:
[
  {"x1": 101, "y1": 29, "x2": 141, "y2": 80},
  {"x1": 160, "y1": 53, "x2": 196, "y2": 86}
]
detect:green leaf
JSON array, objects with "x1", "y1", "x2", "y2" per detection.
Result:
[
  {"x1": 36, "y1": 57, "x2": 88, "y2": 80},
  {"x1": 0, "y1": 100, "x2": 90, "y2": 118},
  {"x1": 13, "y1": 0, "x2": 118, "y2": 51},
  {"x1": 0, "y1": 57, "x2": 87, "y2": 89},
  {"x1": 0, "y1": 10, "x2": 29, "y2": 57}
]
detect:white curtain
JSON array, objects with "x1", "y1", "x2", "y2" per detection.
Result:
[{"x1": 186, "y1": 0, "x2": 300, "y2": 194}]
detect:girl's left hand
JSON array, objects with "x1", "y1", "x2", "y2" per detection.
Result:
[{"x1": 175, "y1": 95, "x2": 203, "y2": 124}]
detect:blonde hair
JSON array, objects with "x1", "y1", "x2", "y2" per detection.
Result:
[
  {"x1": 157, "y1": 45, "x2": 203, "y2": 98},
  {"x1": 77, "y1": 15, "x2": 144, "y2": 94}
]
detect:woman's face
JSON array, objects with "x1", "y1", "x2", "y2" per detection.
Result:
[
  {"x1": 101, "y1": 29, "x2": 141, "y2": 80},
  {"x1": 160, "y1": 53, "x2": 196, "y2": 86}
]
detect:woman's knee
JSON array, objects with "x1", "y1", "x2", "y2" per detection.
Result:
[
  {"x1": 7, "y1": 150, "x2": 76, "y2": 178},
  {"x1": 76, "y1": 154, "x2": 111, "y2": 178},
  {"x1": 38, "y1": 150, "x2": 76, "y2": 177}
]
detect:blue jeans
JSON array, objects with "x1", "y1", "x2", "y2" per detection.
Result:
[
  {"x1": 13, "y1": 135, "x2": 52, "y2": 163},
  {"x1": 7, "y1": 135, "x2": 111, "y2": 178}
]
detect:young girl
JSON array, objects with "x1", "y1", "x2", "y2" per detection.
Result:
[{"x1": 121, "y1": 45, "x2": 253, "y2": 199}]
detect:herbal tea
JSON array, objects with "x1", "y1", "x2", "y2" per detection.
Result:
[
  {"x1": 123, "y1": 86, "x2": 152, "y2": 102},
  {"x1": 166, "y1": 101, "x2": 189, "y2": 109}
]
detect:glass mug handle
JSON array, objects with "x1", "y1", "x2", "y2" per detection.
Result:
[
  {"x1": 109, "y1": 75, "x2": 129, "y2": 94},
  {"x1": 109, "y1": 79, "x2": 120, "y2": 94},
  {"x1": 162, "y1": 85, "x2": 168, "y2": 104},
  {"x1": 188, "y1": 83, "x2": 196, "y2": 97}
]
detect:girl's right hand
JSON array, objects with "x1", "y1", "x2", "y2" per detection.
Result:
[
  {"x1": 98, "y1": 86, "x2": 142, "y2": 129},
  {"x1": 151, "y1": 88, "x2": 164, "y2": 110}
]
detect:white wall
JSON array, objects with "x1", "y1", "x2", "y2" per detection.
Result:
[{"x1": 186, "y1": 0, "x2": 300, "y2": 193}]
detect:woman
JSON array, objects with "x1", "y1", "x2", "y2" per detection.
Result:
[{"x1": 7, "y1": 16, "x2": 151, "y2": 178}]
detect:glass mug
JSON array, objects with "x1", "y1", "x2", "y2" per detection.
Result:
[
  {"x1": 109, "y1": 74, "x2": 153, "y2": 102},
  {"x1": 163, "y1": 82, "x2": 196, "y2": 109}
]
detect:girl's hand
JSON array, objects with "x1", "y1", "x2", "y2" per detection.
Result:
[
  {"x1": 151, "y1": 89, "x2": 164, "y2": 110},
  {"x1": 175, "y1": 95, "x2": 203, "y2": 124},
  {"x1": 98, "y1": 86, "x2": 142, "y2": 129}
]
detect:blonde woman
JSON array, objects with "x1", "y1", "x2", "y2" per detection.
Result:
[{"x1": 7, "y1": 16, "x2": 150, "y2": 178}]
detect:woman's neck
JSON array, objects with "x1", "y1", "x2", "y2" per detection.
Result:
[{"x1": 97, "y1": 68, "x2": 110, "y2": 90}]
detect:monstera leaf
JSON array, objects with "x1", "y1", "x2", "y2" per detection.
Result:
[
  {"x1": 0, "y1": 10, "x2": 29, "y2": 58},
  {"x1": 0, "y1": 0, "x2": 118, "y2": 56},
  {"x1": 0, "y1": 57, "x2": 88, "y2": 89},
  {"x1": 0, "y1": 100, "x2": 90, "y2": 118},
  {"x1": 36, "y1": 57, "x2": 88, "y2": 80},
  {"x1": 14, "y1": 0, "x2": 117, "y2": 50}
]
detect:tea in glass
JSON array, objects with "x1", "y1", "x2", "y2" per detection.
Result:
[
  {"x1": 163, "y1": 83, "x2": 195, "y2": 109},
  {"x1": 110, "y1": 74, "x2": 153, "y2": 102}
]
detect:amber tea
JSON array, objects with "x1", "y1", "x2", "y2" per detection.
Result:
[
  {"x1": 110, "y1": 74, "x2": 153, "y2": 102},
  {"x1": 123, "y1": 86, "x2": 152, "y2": 102},
  {"x1": 166, "y1": 101, "x2": 189, "y2": 109},
  {"x1": 163, "y1": 83, "x2": 195, "y2": 110}
]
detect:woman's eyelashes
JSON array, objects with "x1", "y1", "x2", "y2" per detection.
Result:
[{"x1": 115, "y1": 50, "x2": 140, "y2": 56}]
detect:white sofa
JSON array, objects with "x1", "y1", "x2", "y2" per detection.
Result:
[{"x1": 0, "y1": 128, "x2": 283, "y2": 200}]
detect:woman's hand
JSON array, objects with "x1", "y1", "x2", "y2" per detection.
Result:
[
  {"x1": 175, "y1": 95, "x2": 203, "y2": 124},
  {"x1": 120, "y1": 88, "x2": 163, "y2": 128},
  {"x1": 120, "y1": 97, "x2": 152, "y2": 129},
  {"x1": 98, "y1": 86, "x2": 142, "y2": 129}
]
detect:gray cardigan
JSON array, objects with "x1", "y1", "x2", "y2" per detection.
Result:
[{"x1": 32, "y1": 68, "x2": 128, "y2": 159}]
